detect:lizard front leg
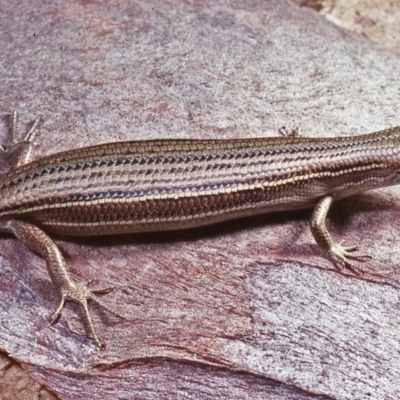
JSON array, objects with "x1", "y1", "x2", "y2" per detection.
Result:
[{"x1": 310, "y1": 195, "x2": 371, "y2": 274}]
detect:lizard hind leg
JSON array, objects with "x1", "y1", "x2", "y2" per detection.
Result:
[
  {"x1": 50, "y1": 279, "x2": 123, "y2": 349},
  {"x1": 2, "y1": 218, "x2": 123, "y2": 348},
  {"x1": 1, "y1": 110, "x2": 41, "y2": 169}
]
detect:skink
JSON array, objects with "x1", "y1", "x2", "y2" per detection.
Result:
[{"x1": 0, "y1": 111, "x2": 398, "y2": 347}]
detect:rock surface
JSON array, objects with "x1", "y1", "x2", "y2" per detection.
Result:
[{"x1": 0, "y1": 0, "x2": 400, "y2": 399}]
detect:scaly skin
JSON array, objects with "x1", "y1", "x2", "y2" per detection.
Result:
[{"x1": 1, "y1": 111, "x2": 399, "y2": 347}]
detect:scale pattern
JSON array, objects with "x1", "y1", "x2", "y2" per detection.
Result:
[{"x1": 0, "y1": 128, "x2": 399, "y2": 236}]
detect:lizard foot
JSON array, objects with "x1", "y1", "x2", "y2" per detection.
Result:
[
  {"x1": 329, "y1": 241, "x2": 372, "y2": 275},
  {"x1": 50, "y1": 279, "x2": 124, "y2": 349}
]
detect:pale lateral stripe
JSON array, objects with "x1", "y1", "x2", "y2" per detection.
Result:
[{"x1": 0, "y1": 162, "x2": 385, "y2": 218}]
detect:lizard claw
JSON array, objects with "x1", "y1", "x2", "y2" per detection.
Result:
[
  {"x1": 50, "y1": 280, "x2": 123, "y2": 349},
  {"x1": 329, "y1": 242, "x2": 371, "y2": 275}
]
